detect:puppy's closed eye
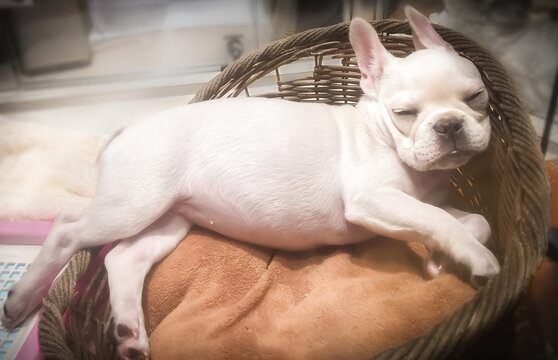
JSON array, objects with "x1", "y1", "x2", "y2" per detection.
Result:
[
  {"x1": 392, "y1": 108, "x2": 418, "y2": 117},
  {"x1": 464, "y1": 89, "x2": 485, "y2": 103}
]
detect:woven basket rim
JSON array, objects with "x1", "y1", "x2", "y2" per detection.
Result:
[{"x1": 191, "y1": 21, "x2": 550, "y2": 359}]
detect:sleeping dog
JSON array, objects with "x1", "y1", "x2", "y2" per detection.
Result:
[{"x1": 1, "y1": 7, "x2": 499, "y2": 359}]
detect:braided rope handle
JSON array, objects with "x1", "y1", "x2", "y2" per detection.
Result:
[{"x1": 38, "y1": 250, "x2": 93, "y2": 359}]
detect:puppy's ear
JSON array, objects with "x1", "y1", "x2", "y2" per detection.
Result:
[
  {"x1": 404, "y1": 6, "x2": 455, "y2": 52},
  {"x1": 349, "y1": 17, "x2": 393, "y2": 95}
]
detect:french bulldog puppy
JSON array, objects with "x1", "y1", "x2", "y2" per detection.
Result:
[{"x1": 1, "y1": 7, "x2": 499, "y2": 360}]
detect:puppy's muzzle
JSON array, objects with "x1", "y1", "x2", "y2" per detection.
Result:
[{"x1": 433, "y1": 117, "x2": 463, "y2": 139}]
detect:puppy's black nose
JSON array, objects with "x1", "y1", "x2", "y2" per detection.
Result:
[{"x1": 433, "y1": 118, "x2": 463, "y2": 137}]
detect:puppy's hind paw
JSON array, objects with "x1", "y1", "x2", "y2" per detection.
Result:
[
  {"x1": 1, "y1": 302, "x2": 11, "y2": 329},
  {"x1": 1, "y1": 290, "x2": 26, "y2": 330},
  {"x1": 120, "y1": 340, "x2": 149, "y2": 360},
  {"x1": 106, "y1": 317, "x2": 149, "y2": 360}
]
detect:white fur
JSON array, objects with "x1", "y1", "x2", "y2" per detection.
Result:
[{"x1": 2, "y1": 7, "x2": 499, "y2": 359}]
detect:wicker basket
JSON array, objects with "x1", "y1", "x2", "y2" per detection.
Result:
[{"x1": 37, "y1": 19, "x2": 550, "y2": 359}]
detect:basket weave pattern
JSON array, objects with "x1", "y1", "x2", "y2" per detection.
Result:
[{"x1": 38, "y1": 19, "x2": 550, "y2": 359}]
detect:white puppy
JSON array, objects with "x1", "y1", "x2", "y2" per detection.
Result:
[{"x1": 1, "y1": 7, "x2": 499, "y2": 360}]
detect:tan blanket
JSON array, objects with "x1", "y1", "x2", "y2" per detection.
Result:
[{"x1": 145, "y1": 228, "x2": 475, "y2": 359}]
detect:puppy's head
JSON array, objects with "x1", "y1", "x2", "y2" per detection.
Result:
[{"x1": 350, "y1": 7, "x2": 491, "y2": 171}]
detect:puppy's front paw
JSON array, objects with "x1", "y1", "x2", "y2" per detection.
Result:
[
  {"x1": 453, "y1": 237, "x2": 500, "y2": 287},
  {"x1": 459, "y1": 214, "x2": 491, "y2": 246}
]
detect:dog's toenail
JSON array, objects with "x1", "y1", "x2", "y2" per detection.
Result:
[
  {"x1": 2, "y1": 305, "x2": 8, "y2": 318},
  {"x1": 7, "y1": 289, "x2": 13, "y2": 297},
  {"x1": 473, "y1": 275, "x2": 488, "y2": 287},
  {"x1": 107, "y1": 318, "x2": 116, "y2": 344},
  {"x1": 117, "y1": 323, "x2": 133, "y2": 338},
  {"x1": 127, "y1": 347, "x2": 143, "y2": 359}
]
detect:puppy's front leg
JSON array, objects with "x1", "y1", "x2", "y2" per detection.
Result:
[
  {"x1": 426, "y1": 207, "x2": 492, "y2": 279},
  {"x1": 344, "y1": 189, "x2": 500, "y2": 283}
]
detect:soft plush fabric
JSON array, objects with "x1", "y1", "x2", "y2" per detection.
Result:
[
  {"x1": 145, "y1": 228, "x2": 475, "y2": 359},
  {"x1": 0, "y1": 118, "x2": 102, "y2": 221}
]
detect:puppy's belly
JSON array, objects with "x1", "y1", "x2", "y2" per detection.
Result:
[{"x1": 172, "y1": 198, "x2": 372, "y2": 251}]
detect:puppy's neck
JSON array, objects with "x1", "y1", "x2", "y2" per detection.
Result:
[{"x1": 355, "y1": 96, "x2": 397, "y2": 149}]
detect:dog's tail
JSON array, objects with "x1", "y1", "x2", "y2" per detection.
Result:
[{"x1": 97, "y1": 127, "x2": 124, "y2": 164}]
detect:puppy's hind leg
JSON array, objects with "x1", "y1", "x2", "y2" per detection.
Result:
[
  {"x1": 104, "y1": 211, "x2": 191, "y2": 360},
  {"x1": 1, "y1": 180, "x2": 177, "y2": 331}
]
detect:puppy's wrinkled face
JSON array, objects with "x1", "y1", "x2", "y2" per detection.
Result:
[
  {"x1": 350, "y1": 7, "x2": 492, "y2": 172},
  {"x1": 380, "y1": 49, "x2": 490, "y2": 171}
]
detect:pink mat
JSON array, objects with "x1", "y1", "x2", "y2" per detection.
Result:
[
  {"x1": 0, "y1": 221, "x2": 51, "y2": 245},
  {"x1": 1, "y1": 221, "x2": 51, "y2": 360},
  {"x1": 14, "y1": 321, "x2": 41, "y2": 360}
]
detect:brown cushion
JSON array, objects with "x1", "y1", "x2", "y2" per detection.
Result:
[{"x1": 144, "y1": 227, "x2": 474, "y2": 359}]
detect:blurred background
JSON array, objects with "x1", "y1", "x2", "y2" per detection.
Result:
[{"x1": 0, "y1": 0, "x2": 556, "y2": 153}]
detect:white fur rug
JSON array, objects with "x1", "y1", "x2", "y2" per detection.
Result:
[{"x1": 0, "y1": 119, "x2": 105, "y2": 221}]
